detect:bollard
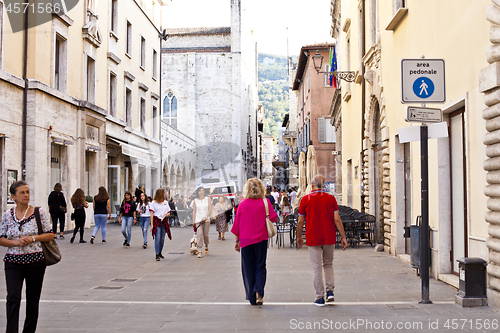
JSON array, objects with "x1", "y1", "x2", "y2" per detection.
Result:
[{"x1": 455, "y1": 257, "x2": 488, "y2": 307}]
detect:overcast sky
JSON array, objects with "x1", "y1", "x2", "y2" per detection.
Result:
[{"x1": 162, "y1": 0, "x2": 334, "y2": 57}]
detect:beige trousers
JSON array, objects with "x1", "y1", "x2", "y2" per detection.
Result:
[
  {"x1": 308, "y1": 245, "x2": 335, "y2": 299},
  {"x1": 196, "y1": 221, "x2": 210, "y2": 251}
]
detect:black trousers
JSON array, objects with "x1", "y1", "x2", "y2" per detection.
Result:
[
  {"x1": 240, "y1": 240, "x2": 268, "y2": 305},
  {"x1": 5, "y1": 260, "x2": 46, "y2": 333},
  {"x1": 49, "y1": 210, "x2": 65, "y2": 234},
  {"x1": 72, "y1": 209, "x2": 85, "y2": 240}
]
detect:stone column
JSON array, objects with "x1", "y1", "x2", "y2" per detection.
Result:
[{"x1": 479, "y1": 0, "x2": 500, "y2": 311}]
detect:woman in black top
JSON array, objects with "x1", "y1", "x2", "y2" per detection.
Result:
[
  {"x1": 119, "y1": 191, "x2": 136, "y2": 247},
  {"x1": 47, "y1": 183, "x2": 67, "y2": 239},
  {"x1": 90, "y1": 187, "x2": 111, "y2": 244},
  {"x1": 70, "y1": 188, "x2": 88, "y2": 243},
  {"x1": 265, "y1": 188, "x2": 275, "y2": 206}
]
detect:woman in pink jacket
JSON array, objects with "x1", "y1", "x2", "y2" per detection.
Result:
[{"x1": 232, "y1": 178, "x2": 278, "y2": 306}]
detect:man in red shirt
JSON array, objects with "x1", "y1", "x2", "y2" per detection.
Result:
[{"x1": 297, "y1": 174, "x2": 347, "y2": 306}]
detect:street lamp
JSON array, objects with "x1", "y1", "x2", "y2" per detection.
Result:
[{"x1": 312, "y1": 50, "x2": 356, "y2": 83}]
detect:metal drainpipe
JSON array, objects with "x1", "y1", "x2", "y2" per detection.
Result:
[
  {"x1": 360, "y1": 0, "x2": 366, "y2": 212},
  {"x1": 159, "y1": 35, "x2": 162, "y2": 189},
  {"x1": 21, "y1": 3, "x2": 29, "y2": 180}
]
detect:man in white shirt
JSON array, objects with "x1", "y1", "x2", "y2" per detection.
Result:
[
  {"x1": 271, "y1": 187, "x2": 279, "y2": 209},
  {"x1": 290, "y1": 188, "x2": 297, "y2": 206}
]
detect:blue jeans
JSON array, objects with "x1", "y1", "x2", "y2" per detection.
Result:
[
  {"x1": 121, "y1": 216, "x2": 134, "y2": 243},
  {"x1": 139, "y1": 216, "x2": 149, "y2": 244},
  {"x1": 93, "y1": 214, "x2": 107, "y2": 240},
  {"x1": 154, "y1": 224, "x2": 166, "y2": 254}
]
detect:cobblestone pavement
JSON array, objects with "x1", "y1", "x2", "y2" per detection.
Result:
[{"x1": 0, "y1": 223, "x2": 498, "y2": 332}]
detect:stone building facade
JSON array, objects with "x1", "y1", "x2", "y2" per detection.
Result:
[
  {"x1": 161, "y1": 0, "x2": 258, "y2": 193},
  {"x1": 292, "y1": 44, "x2": 337, "y2": 186},
  {"x1": 480, "y1": 0, "x2": 500, "y2": 312},
  {"x1": 332, "y1": 0, "x2": 491, "y2": 293},
  {"x1": 0, "y1": 1, "x2": 165, "y2": 223}
]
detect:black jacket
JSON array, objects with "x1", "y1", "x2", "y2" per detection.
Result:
[{"x1": 48, "y1": 191, "x2": 67, "y2": 213}]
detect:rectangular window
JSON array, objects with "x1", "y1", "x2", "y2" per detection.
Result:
[
  {"x1": 109, "y1": 72, "x2": 117, "y2": 116},
  {"x1": 152, "y1": 49, "x2": 158, "y2": 79},
  {"x1": 394, "y1": 0, "x2": 406, "y2": 12},
  {"x1": 125, "y1": 88, "x2": 132, "y2": 126},
  {"x1": 324, "y1": 64, "x2": 330, "y2": 87},
  {"x1": 140, "y1": 36, "x2": 146, "y2": 69},
  {"x1": 54, "y1": 35, "x2": 67, "y2": 91},
  {"x1": 140, "y1": 98, "x2": 146, "y2": 132},
  {"x1": 111, "y1": 0, "x2": 118, "y2": 33},
  {"x1": 152, "y1": 105, "x2": 158, "y2": 138},
  {"x1": 126, "y1": 21, "x2": 132, "y2": 56},
  {"x1": 371, "y1": 0, "x2": 377, "y2": 46},
  {"x1": 318, "y1": 118, "x2": 336, "y2": 143},
  {"x1": 87, "y1": 56, "x2": 95, "y2": 103}
]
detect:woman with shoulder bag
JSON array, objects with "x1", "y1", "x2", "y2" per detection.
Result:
[
  {"x1": 47, "y1": 183, "x2": 67, "y2": 239},
  {"x1": 232, "y1": 178, "x2": 277, "y2": 306},
  {"x1": 0, "y1": 181, "x2": 54, "y2": 333}
]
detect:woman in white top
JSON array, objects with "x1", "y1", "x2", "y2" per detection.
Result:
[
  {"x1": 149, "y1": 189, "x2": 171, "y2": 261},
  {"x1": 137, "y1": 193, "x2": 151, "y2": 249},
  {"x1": 192, "y1": 187, "x2": 212, "y2": 258}
]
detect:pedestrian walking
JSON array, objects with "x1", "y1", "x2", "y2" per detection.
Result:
[
  {"x1": 70, "y1": 188, "x2": 88, "y2": 243},
  {"x1": 215, "y1": 196, "x2": 229, "y2": 240},
  {"x1": 47, "y1": 183, "x2": 67, "y2": 239},
  {"x1": 90, "y1": 186, "x2": 111, "y2": 244},
  {"x1": 149, "y1": 189, "x2": 171, "y2": 261},
  {"x1": 232, "y1": 178, "x2": 277, "y2": 306},
  {"x1": 296, "y1": 174, "x2": 348, "y2": 306},
  {"x1": 280, "y1": 194, "x2": 291, "y2": 221},
  {"x1": 192, "y1": 187, "x2": 212, "y2": 258},
  {"x1": 119, "y1": 191, "x2": 136, "y2": 247},
  {"x1": 168, "y1": 198, "x2": 178, "y2": 227},
  {"x1": 265, "y1": 188, "x2": 275, "y2": 207},
  {"x1": 224, "y1": 197, "x2": 233, "y2": 226},
  {"x1": 0, "y1": 181, "x2": 54, "y2": 333},
  {"x1": 137, "y1": 193, "x2": 151, "y2": 249}
]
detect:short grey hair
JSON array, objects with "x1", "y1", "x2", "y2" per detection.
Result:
[{"x1": 312, "y1": 175, "x2": 325, "y2": 189}]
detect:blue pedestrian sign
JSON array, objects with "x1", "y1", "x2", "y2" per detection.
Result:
[
  {"x1": 412, "y1": 77, "x2": 434, "y2": 98},
  {"x1": 401, "y1": 59, "x2": 445, "y2": 103}
]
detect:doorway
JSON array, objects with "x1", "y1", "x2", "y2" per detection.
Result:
[
  {"x1": 108, "y1": 165, "x2": 129, "y2": 217},
  {"x1": 449, "y1": 108, "x2": 467, "y2": 274},
  {"x1": 404, "y1": 142, "x2": 411, "y2": 255}
]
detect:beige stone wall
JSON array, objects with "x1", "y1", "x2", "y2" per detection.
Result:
[{"x1": 337, "y1": 0, "x2": 491, "y2": 278}]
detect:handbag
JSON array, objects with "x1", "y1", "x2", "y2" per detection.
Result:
[
  {"x1": 34, "y1": 207, "x2": 62, "y2": 266},
  {"x1": 58, "y1": 192, "x2": 67, "y2": 213},
  {"x1": 263, "y1": 198, "x2": 277, "y2": 238}
]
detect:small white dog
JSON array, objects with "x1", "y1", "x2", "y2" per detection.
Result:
[{"x1": 190, "y1": 234, "x2": 198, "y2": 255}]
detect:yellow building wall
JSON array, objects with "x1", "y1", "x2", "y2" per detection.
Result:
[{"x1": 379, "y1": 0, "x2": 490, "y2": 239}]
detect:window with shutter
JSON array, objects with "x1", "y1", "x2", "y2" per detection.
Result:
[
  {"x1": 326, "y1": 120, "x2": 336, "y2": 143},
  {"x1": 318, "y1": 118, "x2": 326, "y2": 143},
  {"x1": 324, "y1": 64, "x2": 330, "y2": 87}
]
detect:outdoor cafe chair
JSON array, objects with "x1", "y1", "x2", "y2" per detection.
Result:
[
  {"x1": 358, "y1": 214, "x2": 376, "y2": 246},
  {"x1": 340, "y1": 214, "x2": 359, "y2": 248}
]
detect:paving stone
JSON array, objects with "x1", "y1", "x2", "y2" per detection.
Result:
[{"x1": 0, "y1": 224, "x2": 497, "y2": 332}]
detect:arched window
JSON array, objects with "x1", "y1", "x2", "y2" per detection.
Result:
[{"x1": 163, "y1": 92, "x2": 177, "y2": 129}]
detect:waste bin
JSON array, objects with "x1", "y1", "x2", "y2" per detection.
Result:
[
  {"x1": 457, "y1": 257, "x2": 487, "y2": 298},
  {"x1": 404, "y1": 216, "x2": 421, "y2": 269}
]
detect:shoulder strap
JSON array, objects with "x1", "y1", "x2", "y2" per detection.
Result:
[
  {"x1": 34, "y1": 207, "x2": 44, "y2": 235},
  {"x1": 263, "y1": 198, "x2": 269, "y2": 217}
]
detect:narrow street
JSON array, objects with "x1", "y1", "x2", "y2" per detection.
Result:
[{"x1": 0, "y1": 223, "x2": 497, "y2": 332}]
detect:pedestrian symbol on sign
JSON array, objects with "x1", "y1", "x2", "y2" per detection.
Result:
[{"x1": 412, "y1": 77, "x2": 434, "y2": 99}]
